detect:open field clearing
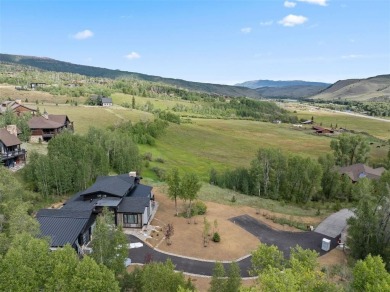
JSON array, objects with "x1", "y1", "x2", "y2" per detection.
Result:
[
  {"x1": 112, "y1": 92, "x2": 198, "y2": 111},
  {"x1": 0, "y1": 85, "x2": 74, "y2": 104},
  {"x1": 41, "y1": 104, "x2": 153, "y2": 134},
  {"x1": 287, "y1": 105, "x2": 390, "y2": 140}
]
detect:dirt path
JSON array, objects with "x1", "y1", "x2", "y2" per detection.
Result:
[
  {"x1": 332, "y1": 109, "x2": 390, "y2": 123},
  {"x1": 104, "y1": 107, "x2": 125, "y2": 120}
]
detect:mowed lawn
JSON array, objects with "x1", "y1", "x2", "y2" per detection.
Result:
[
  {"x1": 296, "y1": 109, "x2": 390, "y2": 140},
  {"x1": 141, "y1": 118, "x2": 332, "y2": 179},
  {"x1": 42, "y1": 104, "x2": 154, "y2": 134}
]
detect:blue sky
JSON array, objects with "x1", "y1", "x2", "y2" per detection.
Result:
[{"x1": 1, "y1": 0, "x2": 389, "y2": 84}]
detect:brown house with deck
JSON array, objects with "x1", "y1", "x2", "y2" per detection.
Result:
[
  {"x1": 28, "y1": 112, "x2": 74, "y2": 142},
  {"x1": 0, "y1": 125, "x2": 26, "y2": 168}
]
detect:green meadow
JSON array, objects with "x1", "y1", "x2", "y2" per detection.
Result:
[{"x1": 39, "y1": 100, "x2": 388, "y2": 181}]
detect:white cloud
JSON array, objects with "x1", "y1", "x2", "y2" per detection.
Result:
[
  {"x1": 241, "y1": 27, "x2": 252, "y2": 34},
  {"x1": 297, "y1": 0, "x2": 327, "y2": 6},
  {"x1": 278, "y1": 15, "x2": 308, "y2": 27},
  {"x1": 260, "y1": 21, "x2": 273, "y2": 26},
  {"x1": 284, "y1": 1, "x2": 296, "y2": 8},
  {"x1": 72, "y1": 29, "x2": 94, "y2": 40},
  {"x1": 341, "y1": 54, "x2": 365, "y2": 59},
  {"x1": 125, "y1": 52, "x2": 141, "y2": 60}
]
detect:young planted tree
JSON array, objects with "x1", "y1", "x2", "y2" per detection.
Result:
[
  {"x1": 181, "y1": 172, "x2": 201, "y2": 217},
  {"x1": 225, "y1": 262, "x2": 242, "y2": 292},
  {"x1": 164, "y1": 223, "x2": 174, "y2": 245},
  {"x1": 166, "y1": 168, "x2": 182, "y2": 216},
  {"x1": 203, "y1": 217, "x2": 211, "y2": 247}
]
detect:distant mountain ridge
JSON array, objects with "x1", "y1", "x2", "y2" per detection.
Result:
[
  {"x1": 235, "y1": 79, "x2": 330, "y2": 89},
  {"x1": 310, "y1": 75, "x2": 390, "y2": 102},
  {"x1": 0, "y1": 53, "x2": 261, "y2": 98}
]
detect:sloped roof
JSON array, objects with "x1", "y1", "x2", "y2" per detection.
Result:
[
  {"x1": 0, "y1": 101, "x2": 37, "y2": 113},
  {"x1": 101, "y1": 97, "x2": 112, "y2": 103},
  {"x1": 117, "y1": 196, "x2": 150, "y2": 213},
  {"x1": 28, "y1": 115, "x2": 67, "y2": 129},
  {"x1": 129, "y1": 184, "x2": 153, "y2": 197},
  {"x1": 338, "y1": 163, "x2": 385, "y2": 182},
  {"x1": 80, "y1": 174, "x2": 136, "y2": 197},
  {"x1": 0, "y1": 128, "x2": 22, "y2": 146},
  {"x1": 36, "y1": 209, "x2": 91, "y2": 247}
]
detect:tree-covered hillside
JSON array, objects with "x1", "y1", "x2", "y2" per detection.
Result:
[{"x1": 0, "y1": 53, "x2": 262, "y2": 98}]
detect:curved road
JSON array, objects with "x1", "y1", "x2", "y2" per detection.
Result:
[{"x1": 128, "y1": 215, "x2": 338, "y2": 277}]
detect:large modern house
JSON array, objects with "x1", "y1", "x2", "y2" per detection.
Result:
[
  {"x1": 28, "y1": 112, "x2": 74, "y2": 142},
  {"x1": 338, "y1": 163, "x2": 386, "y2": 183},
  {"x1": 37, "y1": 172, "x2": 155, "y2": 253},
  {"x1": 0, "y1": 125, "x2": 26, "y2": 168}
]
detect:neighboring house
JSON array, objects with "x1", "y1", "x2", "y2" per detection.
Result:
[
  {"x1": 312, "y1": 126, "x2": 334, "y2": 134},
  {"x1": 30, "y1": 82, "x2": 46, "y2": 89},
  {"x1": 101, "y1": 97, "x2": 113, "y2": 107},
  {"x1": 0, "y1": 125, "x2": 26, "y2": 168},
  {"x1": 28, "y1": 112, "x2": 74, "y2": 142},
  {"x1": 338, "y1": 163, "x2": 386, "y2": 183},
  {"x1": 37, "y1": 173, "x2": 155, "y2": 253},
  {"x1": 0, "y1": 100, "x2": 37, "y2": 116}
]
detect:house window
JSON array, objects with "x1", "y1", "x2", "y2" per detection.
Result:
[{"x1": 123, "y1": 214, "x2": 138, "y2": 224}]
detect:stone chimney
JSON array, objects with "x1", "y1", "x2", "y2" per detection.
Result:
[
  {"x1": 129, "y1": 171, "x2": 137, "y2": 177},
  {"x1": 6, "y1": 125, "x2": 18, "y2": 136},
  {"x1": 15, "y1": 99, "x2": 22, "y2": 105}
]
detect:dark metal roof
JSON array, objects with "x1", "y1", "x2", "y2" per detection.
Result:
[
  {"x1": 36, "y1": 209, "x2": 91, "y2": 219},
  {"x1": 36, "y1": 209, "x2": 91, "y2": 247},
  {"x1": 117, "y1": 196, "x2": 150, "y2": 213},
  {"x1": 95, "y1": 197, "x2": 122, "y2": 207},
  {"x1": 128, "y1": 184, "x2": 152, "y2": 197},
  {"x1": 80, "y1": 174, "x2": 136, "y2": 197}
]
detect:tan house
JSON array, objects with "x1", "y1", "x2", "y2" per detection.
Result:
[
  {"x1": 28, "y1": 112, "x2": 73, "y2": 142},
  {"x1": 338, "y1": 163, "x2": 386, "y2": 183}
]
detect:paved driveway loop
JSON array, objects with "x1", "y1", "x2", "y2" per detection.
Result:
[{"x1": 229, "y1": 215, "x2": 338, "y2": 258}]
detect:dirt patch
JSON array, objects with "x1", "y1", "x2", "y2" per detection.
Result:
[
  {"x1": 148, "y1": 188, "x2": 261, "y2": 261},
  {"x1": 147, "y1": 187, "x2": 323, "y2": 261},
  {"x1": 318, "y1": 247, "x2": 347, "y2": 267}
]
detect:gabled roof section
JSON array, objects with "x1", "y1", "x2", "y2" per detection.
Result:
[
  {"x1": 28, "y1": 115, "x2": 68, "y2": 129},
  {"x1": 128, "y1": 184, "x2": 152, "y2": 197},
  {"x1": 338, "y1": 163, "x2": 385, "y2": 182},
  {"x1": 48, "y1": 114, "x2": 68, "y2": 125},
  {"x1": 36, "y1": 209, "x2": 91, "y2": 247},
  {"x1": 117, "y1": 196, "x2": 150, "y2": 213},
  {"x1": 0, "y1": 128, "x2": 22, "y2": 146},
  {"x1": 79, "y1": 174, "x2": 136, "y2": 197}
]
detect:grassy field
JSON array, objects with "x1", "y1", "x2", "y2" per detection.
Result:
[
  {"x1": 292, "y1": 107, "x2": 390, "y2": 140},
  {"x1": 111, "y1": 93, "x2": 197, "y2": 111},
  {"x1": 140, "y1": 118, "x2": 332, "y2": 180},
  {"x1": 41, "y1": 104, "x2": 153, "y2": 134}
]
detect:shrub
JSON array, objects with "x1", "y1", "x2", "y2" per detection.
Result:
[
  {"x1": 151, "y1": 167, "x2": 166, "y2": 180},
  {"x1": 231, "y1": 195, "x2": 236, "y2": 203},
  {"x1": 155, "y1": 157, "x2": 165, "y2": 163},
  {"x1": 143, "y1": 152, "x2": 153, "y2": 161},
  {"x1": 193, "y1": 201, "x2": 207, "y2": 215},
  {"x1": 212, "y1": 232, "x2": 221, "y2": 242}
]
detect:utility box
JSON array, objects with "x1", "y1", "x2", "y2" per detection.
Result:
[{"x1": 322, "y1": 238, "x2": 331, "y2": 251}]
